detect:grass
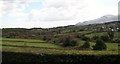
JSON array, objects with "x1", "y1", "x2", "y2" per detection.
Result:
[
  {"x1": 85, "y1": 32, "x2": 107, "y2": 38},
  {"x1": 2, "y1": 46, "x2": 118, "y2": 55},
  {"x1": 2, "y1": 38, "x2": 45, "y2": 43},
  {"x1": 114, "y1": 32, "x2": 120, "y2": 38},
  {"x1": 2, "y1": 41, "x2": 62, "y2": 48},
  {"x1": 78, "y1": 31, "x2": 92, "y2": 34},
  {"x1": 79, "y1": 41, "x2": 118, "y2": 51},
  {"x1": 85, "y1": 32, "x2": 120, "y2": 39},
  {"x1": 2, "y1": 38, "x2": 119, "y2": 55}
]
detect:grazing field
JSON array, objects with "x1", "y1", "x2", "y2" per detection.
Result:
[
  {"x1": 2, "y1": 38, "x2": 61, "y2": 48},
  {"x1": 79, "y1": 41, "x2": 118, "y2": 50},
  {"x1": 2, "y1": 38, "x2": 45, "y2": 43},
  {"x1": 85, "y1": 32, "x2": 120, "y2": 39},
  {"x1": 2, "y1": 46, "x2": 118, "y2": 55},
  {"x1": 2, "y1": 20, "x2": 120, "y2": 63},
  {"x1": 1, "y1": 38, "x2": 118, "y2": 55}
]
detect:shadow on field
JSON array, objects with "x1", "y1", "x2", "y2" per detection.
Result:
[{"x1": 2, "y1": 51, "x2": 120, "y2": 64}]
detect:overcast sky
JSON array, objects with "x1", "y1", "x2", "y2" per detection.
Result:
[{"x1": 0, "y1": 0, "x2": 119, "y2": 28}]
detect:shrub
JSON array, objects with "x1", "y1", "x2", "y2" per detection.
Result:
[
  {"x1": 59, "y1": 36, "x2": 78, "y2": 47},
  {"x1": 93, "y1": 37, "x2": 107, "y2": 50},
  {"x1": 81, "y1": 41, "x2": 90, "y2": 49},
  {"x1": 80, "y1": 35, "x2": 90, "y2": 41},
  {"x1": 107, "y1": 31, "x2": 114, "y2": 40},
  {"x1": 100, "y1": 35, "x2": 110, "y2": 42},
  {"x1": 92, "y1": 35, "x2": 99, "y2": 41}
]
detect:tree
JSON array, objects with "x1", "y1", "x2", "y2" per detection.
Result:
[
  {"x1": 93, "y1": 37, "x2": 107, "y2": 50},
  {"x1": 60, "y1": 36, "x2": 78, "y2": 47},
  {"x1": 81, "y1": 41, "x2": 90, "y2": 48},
  {"x1": 92, "y1": 35, "x2": 99, "y2": 41},
  {"x1": 107, "y1": 31, "x2": 114, "y2": 40},
  {"x1": 100, "y1": 35, "x2": 110, "y2": 42},
  {"x1": 80, "y1": 35, "x2": 90, "y2": 41}
]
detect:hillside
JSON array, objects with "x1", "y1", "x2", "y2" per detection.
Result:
[
  {"x1": 2, "y1": 21, "x2": 120, "y2": 63},
  {"x1": 76, "y1": 15, "x2": 118, "y2": 25},
  {"x1": 2, "y1": 21, "x2": 120, "y2": 39}
]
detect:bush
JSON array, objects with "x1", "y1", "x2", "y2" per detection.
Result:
[
  {"x1": 80, "y1": 35, "x2": 90, "y2": 41},
  {"x1": 3, "y1": 52, "x2": 120, "y2": 63},
  {"x1": 100, "y1": 35, "x2": 110, "y2": 42},
  {"x1": 107, "y1": 31, "x2": 114, "y2": 40},
  {"x1": 93, "y1": 37, "x2": 107, "y2": 50},
  {"x1": 59, "y1": 36, "x2": 78, "y2": 47},
  {"x1": 81, "y1": 41, "x2": 90, "y2": 49},
  {"x1": 92, "y1": 35, "x2": 99, "y2": 41}
]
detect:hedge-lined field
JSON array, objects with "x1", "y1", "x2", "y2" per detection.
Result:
[
  {"x1": 2, "y1": 38, "x2": 45, "y2": 43},
  {"x1": 1, "y1": 38, "x2": 118, "y2": 55},
  {"x1": 2, "y1": 46, "x2": 118, "y2": 55},
  {"x1": 1, "y1": 37, "x2": 119, "y2": 63}
]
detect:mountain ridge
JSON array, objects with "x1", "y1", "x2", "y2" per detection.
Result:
[{"x1": 76, "y1": 15, "x2": 118, "y2": 26}]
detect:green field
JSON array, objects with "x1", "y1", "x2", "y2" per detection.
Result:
[
  {"x1": 2, "y1": 38, "x2": 61, "y2": 48},
  {"x1": 85, "y1": 32, "x2": 120, "y2": 39},
  {"x1": 1, "y1": 38, "x2": 118, "y2": 55},
  {"x1": 78, "y1": 41, "x2": 118, "y2": 50},
  {"x1": 2, "y1": 46, "x2": 118, "y2": 55},
  {"x1": 2, "y1": 38, "x2": 45, "y2": 43}
]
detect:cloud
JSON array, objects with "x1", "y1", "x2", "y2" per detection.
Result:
[
  {"x1": 0, "y1": 0, "x2": 119, "y2": 28},
  {"x1": 29, "y1": 7, "x2": 77, "y2": 21},
  {"x1": 30, "y1": 0, "x2": 118, "y2": 22},
  {"x1": 0, "y1": 0, "x2": 39, "y2": 13},
  {"x1": 29, "y1": 0, "x2": 88, "y2": 21}
]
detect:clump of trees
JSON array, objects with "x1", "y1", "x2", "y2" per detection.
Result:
[
  {"x1": 60, "y1": 36, "x2": 78, "y2": 47},
  {"x1": 81, "y1": 40, "x2": 90, "y2": 49},
  {"x1": 100, "y1": 35, "x2": 110, "y2": 42},
  {"x1": 92, "y1": 37, "x2": 107, "y2": 50},
  {"x1": 80, "y1": 35, "x2": 90, "y2": 41},
  {"x1": 53, "y1": 35, "x2": 78, "y2": 47},
  {"x1": 91, "y1": 31, "x2": 115, "y2": 43}
]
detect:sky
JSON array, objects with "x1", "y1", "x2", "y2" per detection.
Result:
[{"x1": 0, "y1": 0, "x2": 119, "y2": 28}]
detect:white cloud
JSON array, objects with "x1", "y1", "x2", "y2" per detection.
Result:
[
  {"x1": 0, "y1": 0, "x2": 119, "y2": 28},
  {"x1": 30, "y1": 0, "x2": 118, "y2": 22},
  {"x1": 0, "y1": 0, "x2": 39, "y2": 13},
  {"x1": 29, "y1": 0, "x2": 87, "y2": 21},
  {"x1": 30, "y1": 7, "x2": 77, "y2": 21}
]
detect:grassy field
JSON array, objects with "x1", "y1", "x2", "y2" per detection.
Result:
[
  {"x1": 78, "y1": 41, "x2": 118, "y2": 51},
  {"x1": 1, "y1": 38, "x2": 118, "y2": 55},
  {"x1": 2, "y1": 38, "x2": 61, "y2": 48},
  {"x1": 2, "y1": 38, "x2": 45, "y2": 43},
  {"x1": 2, "y1": 46, "x2": 118, "y2": 55},
  {"x1": 85, "y1": 32, "x2": 120, "y2": 39}
]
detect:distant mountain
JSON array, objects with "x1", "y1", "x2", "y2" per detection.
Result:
[{"x1": 76, "y1": 15, "x2": 118, "y2": 26}]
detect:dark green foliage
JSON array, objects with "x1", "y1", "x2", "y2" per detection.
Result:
[
  {"x1": 93, "y1": 38, "x2": 107, "y2": 50},
  {"x1": 108, "y1": 31, "x2": 114, "y2": 40},
  {"x1": 100, "y1": 35, "x2": 110, "y2": 42},
  {"x1": 81, "y1": 41, "x2": 90, "y2": 48},
  {"x1": 3, "y1": 52, "x2": 120, "y2": 63},
  {"x1": 59, "y1": 36, "x2": 78, "y2": 47},
  {"x1": 80, "y1": 35, "x2": 90, "y2": 41},
  {"x1": 92, "y1": 35, "x2": 99, "y2": 41},
  {"x1": 42, "y1": 36, "x2": 47, "y2": 40}
]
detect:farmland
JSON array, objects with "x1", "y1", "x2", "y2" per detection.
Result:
[
  {"x1": 1, "y1": 38, "x2": 119, "y2": 63},
  {"x1": 1, "y1": 21, "x2": 120, "y2": 63},
  {"x1": 1, "y1": 38, "x2": 118, "y2": 55}
]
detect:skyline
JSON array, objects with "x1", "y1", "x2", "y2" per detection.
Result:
[{"x1": 0, "y1": 0, "x2": 119, "y2": 28}]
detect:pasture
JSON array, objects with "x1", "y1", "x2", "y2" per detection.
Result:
[{"x1": 1, "y1": 38, "x2": 118, "y2": 55}]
